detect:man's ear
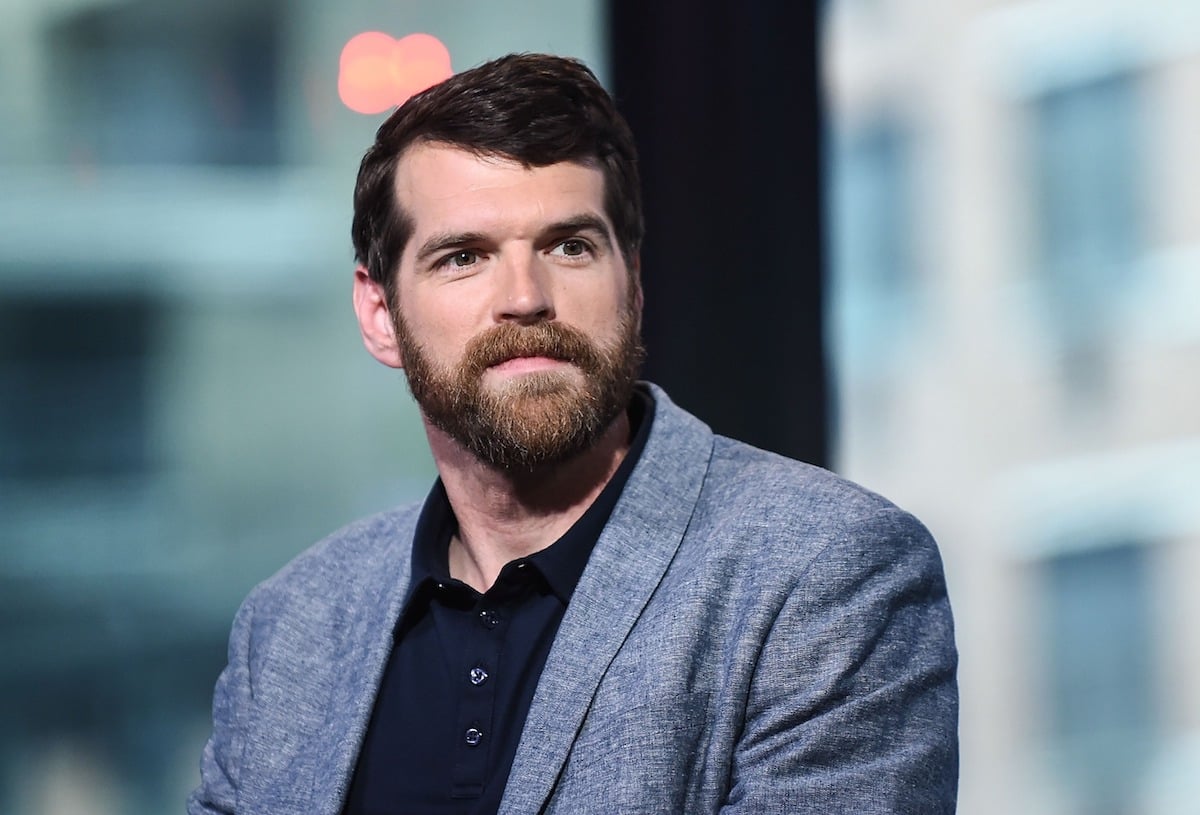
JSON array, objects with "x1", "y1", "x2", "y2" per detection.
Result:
[{"x1": 352, "y1": 265, "x2": 405, "y2": 369}]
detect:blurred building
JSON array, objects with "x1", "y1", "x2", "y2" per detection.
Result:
[
  {"x1": 0, "y1": 1, "x2": 603, "y2": 812},
  {"x1": 826, "y1": 2, "x2": 1200, "y2": 814}
]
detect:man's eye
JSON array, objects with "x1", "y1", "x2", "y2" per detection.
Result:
[
  {"x1": 554, "y1": 239, "x2": 588, "y2": 257},
  {"x1": 447, "y1": 250, "x2": 478, "y2": 268}
]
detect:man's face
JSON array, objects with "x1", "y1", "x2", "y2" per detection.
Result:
[{"x1": 384, "y1": 142, "x2": 643, "y2": 470}]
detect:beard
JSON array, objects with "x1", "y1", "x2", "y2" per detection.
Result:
[{"x1": 393, "y1": 308, "x2": 645, "y2": 472}]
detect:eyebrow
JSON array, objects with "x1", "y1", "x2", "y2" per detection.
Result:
[
  {"x1": 544, "y1": 214, "x2": 614, "y2": 251},
  {"x1": 413, "y1": 213, "x2": 616, "y2": 266},
  {"x1": 414, "y1": 231, "x2": 490, "y2": 266}
]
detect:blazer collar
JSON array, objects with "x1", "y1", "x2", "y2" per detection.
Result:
[{"x1": 498, "y1": 382, "x2": 714, "y2": 815}]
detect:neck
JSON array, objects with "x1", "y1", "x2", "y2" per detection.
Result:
[{"x1": 425, "y1": 412, "x2": 632, "y2": 592}]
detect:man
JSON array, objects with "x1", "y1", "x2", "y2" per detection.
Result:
[{"x1": 190, "y1": 54, "x2": 957, "y2": 815}]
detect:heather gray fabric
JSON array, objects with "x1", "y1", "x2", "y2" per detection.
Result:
[{"x1": 189, "y1": 384, "x2": 958, "y2": 814}]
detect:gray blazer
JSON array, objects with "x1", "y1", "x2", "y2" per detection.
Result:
[{"x1": 190, "y1": 384, "x2": 958, "y2": 814}]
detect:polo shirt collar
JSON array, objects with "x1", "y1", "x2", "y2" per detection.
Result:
[{"x1": 406, "y1": 386, "x2": 655, "y2": 605}]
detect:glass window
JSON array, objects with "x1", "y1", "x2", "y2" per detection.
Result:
[
  {"x1": 1031, "y1": 73, "x2": 1142, "y2": 396},
  {"x1": 1039, "y1": 542, "x2": 1158, "y2": 815},
  {"x1": 47, "y1": 1, "x2": 283, "y2": 166},
  {"x1": 827, "y1": 119, "x2": 916, "y2": 377},
  {"x1": 0, "y1": 296, "x2": 152, "y2": 481}
]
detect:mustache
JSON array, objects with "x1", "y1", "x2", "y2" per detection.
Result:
[{"x1": 463, "y1": 322, "x2": 604, "y2": 374}]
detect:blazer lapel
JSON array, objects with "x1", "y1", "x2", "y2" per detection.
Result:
[
  {"x1": 311, "y1": 550, "x2": 415, "y2": 814},
  {"x1": 498, "y1": 386, "x2": 714, "y2": 815},
  {"x1": 251, "y1": 512, "x2": 419, "y2": 815}
]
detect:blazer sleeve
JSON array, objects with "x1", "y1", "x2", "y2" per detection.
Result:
[
  {"x1": 188, "y1": 595, "x2": 257, "y2": 815},
  {"x1": 721, "y1": 506, "x2": 959, "y2": 814}
]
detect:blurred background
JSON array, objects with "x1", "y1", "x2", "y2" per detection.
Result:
[{"x1": 1, "y1": 1, "x2": 1197, "y2": 813}]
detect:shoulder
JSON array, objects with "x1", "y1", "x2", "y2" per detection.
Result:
[
  {"x1": 704, "y1": 434, "x2": 925, "y2": 534},
  {"x1": 643, "y1": 382, "x2": 916, "y2": 530},
  {"x1": 639, "y1": 384, "x2": 937, "y2": 575},
  {"x1": 244, "y1": 502, "x2": 423, "y2": 615},
  {"x1": 687, "y1": 435, "x2": 941, "y2": 586}
]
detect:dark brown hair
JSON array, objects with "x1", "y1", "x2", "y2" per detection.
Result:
[{"x1": 351, "y1": 53, "x2": 644, "y2": 303}]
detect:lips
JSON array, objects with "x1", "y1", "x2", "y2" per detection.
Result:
[
  {"x1": 466, "y1": 323, "x2": 592, "y2": 375},
  {"x1": 487, "y1": 355, "x2": 569, "y2": 374}
]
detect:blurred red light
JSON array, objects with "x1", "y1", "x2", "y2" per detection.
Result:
[{"x1": 338, "y1": 32, "x2": 452, "y2": 115}]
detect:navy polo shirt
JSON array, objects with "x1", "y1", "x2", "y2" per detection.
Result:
[{"x1": 342, "y1": 390, "x2": 653, "y2": 815}]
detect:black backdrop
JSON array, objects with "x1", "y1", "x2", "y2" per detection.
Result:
[{"x1": 608, "y1": 1, "x2": 827, "y2": 468}]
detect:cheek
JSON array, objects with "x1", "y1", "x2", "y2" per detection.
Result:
[
  {"x1": 584, "y1": 282, "x2": 632, "y2": 329},
  {"x1": 399, "y1": 299, "x2": 485, "y2": 363}
]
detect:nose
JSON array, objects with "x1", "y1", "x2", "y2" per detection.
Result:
[{"x1": 493, "y1": 249, "x2": 554, "y2": 325}]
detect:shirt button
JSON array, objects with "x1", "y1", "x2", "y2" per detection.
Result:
[
  {"x1": 465, "y1": 728, "x2": 483, "y2": 746},
  {"x1": 478, "y1": 610, "x2": 500, "y2": 629},
  {"x1": 469, "y1": 667, "x2": 489, "y2": 685}
]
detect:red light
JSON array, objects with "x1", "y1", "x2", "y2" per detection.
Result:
[{"x1": 339, "y1": 32, "x2": 452, "y2": 115}]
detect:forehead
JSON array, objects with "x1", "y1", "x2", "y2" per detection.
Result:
[{"x1": 392, "y1": 143, "x2": 610, "y2": 239}]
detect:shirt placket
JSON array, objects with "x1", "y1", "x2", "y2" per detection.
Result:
[{"x1": 448, "y1": 595, "x2": 510, "y2": 798}]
